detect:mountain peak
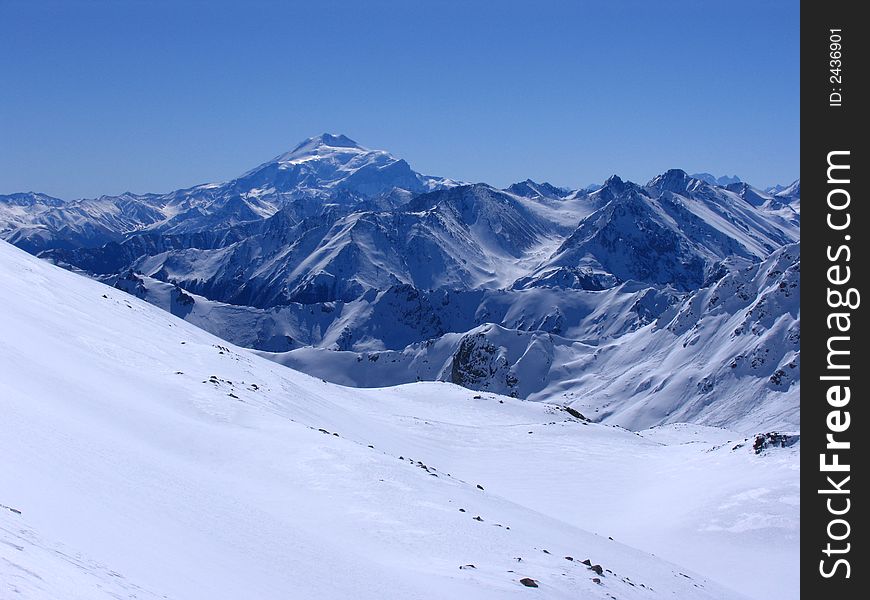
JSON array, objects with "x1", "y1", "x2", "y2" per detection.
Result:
[
  {"x1": 595, "y1": 174, "x2": 631, "y2": 196},
  {"x1": 775, "y1": 179, "x2": 800, "y2": 198},
  {"x1": 228, "y1": 133, "x2": 455, "y2": 200},
  {"x1": 311, "y1": 133, "x2": 361, "y2": 148},
  {"x1": 692, "y1": 173, "x2": 741, "y2": 187},
  {"x1": 281, "y1": 133, "x2": 366, "y2": 160},
  {"x1": 647, "y1": 169, "x2": 702, "y2": 193},
  {"x1": 505, "y1": 179, "x2": 569, "y2": 199}
]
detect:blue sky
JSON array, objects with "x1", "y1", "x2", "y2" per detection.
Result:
[{"x1": 0, "y1": 0, "x2": 799, "y2": 198}]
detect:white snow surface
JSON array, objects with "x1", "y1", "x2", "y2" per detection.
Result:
[{"x1": 0, "y1": 240, "x2": 798, "y2": 600}]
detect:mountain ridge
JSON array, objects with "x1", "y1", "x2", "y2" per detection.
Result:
[{"x1": 1, "y1": 135, "x2": 800, "y2": 432}]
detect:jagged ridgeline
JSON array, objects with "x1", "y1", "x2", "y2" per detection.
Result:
[{"x1": 0, "y1": 134, "x2": 800, "y2": 432}]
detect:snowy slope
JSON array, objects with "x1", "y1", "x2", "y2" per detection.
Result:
[
  {"x1": 0, "y1": 239, "x2": 797, "y2": 600},
  {"x1": 112, "y1": 273, "x2": 676, "y2": 353},
  {"x1": 560, "y1": 243, "x2": 800, "y2": 432},
  {"x1": 261, "y1": 324, "x2": 594, "y2": 397},
  {"x1": 724, "y1": 182, "x2": 800, "y2": 232},
  {"x1": 774, "y1": 180, "x2": 800, "y2": 213}
]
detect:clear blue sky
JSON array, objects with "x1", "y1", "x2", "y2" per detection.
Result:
[{"x1": 0, "y1": 0, "x2": 799, "y2": 198}]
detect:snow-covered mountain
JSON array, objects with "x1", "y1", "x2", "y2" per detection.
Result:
[
  {"x1": 236, "y1": 133, "x2": 457, "y2": 198},
  {"x1": 0, "y1": 191, "x2": 166, "y2": 252},
  {"x1": 258, "y1": 244, "x2": 799, "y2": 432},
  {"x1": 561, "y1": 243, "x2": 800, "y2": 431},
  {"x1": 108, "y1": 269, "x2": 674, "y2": 353},
  {"x1": 0, "y1": 239, "x2": 798, "y2": 599},
  {"x1": 505, "y1": 179, "x2": 572, "y2": 199},
  {"x1": 524, "y1": 170, "x2": 797, "y2": 292},
  {"x1": 2, "y1": 136, "x2": 799, "y2": 433},
  {"x1": 42, "y1": 170, "x2": 798, "y2": 300},
  {"x1": 0, "y1": 134, "x2": 457, "y2": 252},
  {"x1": 47, "y1": 181, "x2": 597, "y2": 306},
  {"x1": 691, "y1": 173, "x2": 741, "y2": 187},
  {"x1": 773, "y1": 180, "x2": 800, "y2": 212}
]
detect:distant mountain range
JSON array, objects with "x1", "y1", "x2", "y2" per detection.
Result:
[
  {"x1": 0, "y1": 134, "x2": 800, "y2": 432},
  {"x1": 691, "y1": 172, "x2": 741, "y2": 187}
]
